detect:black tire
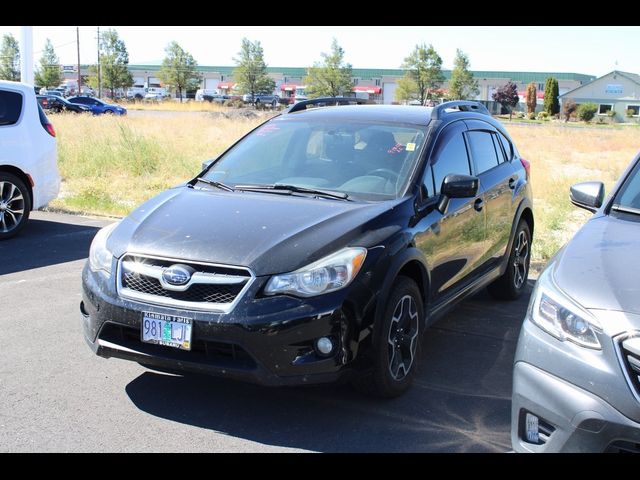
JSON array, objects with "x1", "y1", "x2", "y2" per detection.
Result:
[
  {"x1": 104, "y1": 109, "x2": 114, "y2": 115},
  {"x1": 354, "y1": 276, "x2": 423, "y2": 398},
  {"x1": 271, "y1": 99, "x2": 277, "y2": 108},
  {"x1": 0, "y1": 172, "x2": 31, "y2": 240},
  {"x1": 487, "y1": 220, "x2": 531, "y2": 300}
]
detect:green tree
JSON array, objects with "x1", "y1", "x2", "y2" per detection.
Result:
[
  {"x1": 158, "y1": 41, "x2": 201, "y2": 102},
  {"x1": 233, "y1": 38, "x2": 275, "y2": 104},
  {"x1": 34, "y1": 39, "x2": 63, "y2": 88},
  {"x1": 526, "y1": 82, "x2": 537, "y2": 115},
  {"x1": 543, "y1": 77, "x2": 560, "y2": 116},
  {"x1": 447, "y1": 49, "x2": 478, "y2": 100},
  {"x1": 577, "y1": 102, "x2": 597, "y2": 123},
  {"x1": 304, "y1": 38, "x2": 352, "y2": 98},
  {"x1": 99, "y1": 29, "x2": 133, "y2": 98},
  {"x1": 397, "y1": 43, "x2": 444, "y2": 104},
  {"x1": 492, "y1": 81, "x2": 519, "y2": 120},
  {"x1": 0, "y1": 34, "x2": 20, "y2": 81}
]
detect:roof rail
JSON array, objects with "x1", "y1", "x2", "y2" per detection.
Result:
[
  {"x1": 431, "y1": 101, "x2": 490, "y2": 120},
  {"x1": 286, "y1": 96, "x2": 373, "y2": 113}
]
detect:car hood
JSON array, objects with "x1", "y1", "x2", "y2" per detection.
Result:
[
  {"x1": 108, "y1": 186, "x2": 403, "y2": 276},
  {"x1": 552, "y1": 214, "x2": 640, "y2": 315}
]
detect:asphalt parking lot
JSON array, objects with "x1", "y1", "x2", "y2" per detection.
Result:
[{"x1": 0, "y1": 211, "x2": 534, "y2": 452}]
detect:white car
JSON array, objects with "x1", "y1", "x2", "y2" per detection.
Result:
[{"x1": 0, "y1": 80, "x2": 60, "y2": 239}]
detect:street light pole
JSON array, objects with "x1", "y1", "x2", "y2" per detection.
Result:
[
  {"x1": 76, "y1": 27, "x2": 81, "y2": 95},
  {"x1": 97, "y1": 26, "x2": 101, "y2": 98}
]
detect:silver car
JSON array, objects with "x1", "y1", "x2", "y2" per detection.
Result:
[{"x1": 512, "y1": 152, "x2": 640, "y2": 452}]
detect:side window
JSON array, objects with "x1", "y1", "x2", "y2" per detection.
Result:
[
  {"x1": 492, "y1": 134, "x2": 506, "y2": 164},
  {"x1": 466, "y1": 131, "x2": 499, "y2": 174},
  {"x1": 431, "y1": 132, "x2": 471, "y2": 195},
  {"x1": 496, "y1": 132, "x2": 513, "y2": 161},
  {"x1": 0, "y1": 90, "x2": 23, "y2": 126}
]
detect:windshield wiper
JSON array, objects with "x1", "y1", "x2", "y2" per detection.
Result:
[
  {"x1": 234, "y1": 183, "x2": 350, "y2": 201},
  {"x1": 611, "y1": 204, "x2": 640, "y2": 216},
  {"x1": 195, "y1": 177, "x2": 234, "y2": 192}
]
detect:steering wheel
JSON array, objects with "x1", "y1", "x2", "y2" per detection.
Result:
[{"x1": 367, "y1": 168, "x2": 399, "y2": 182}]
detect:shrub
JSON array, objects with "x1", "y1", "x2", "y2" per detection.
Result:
[
  {"x1": 607, "y1": 109, "x2": 616, "y2": 118},
  {"x1": 577, "y1": 103, "x2": 598, "y2": 123},
  {"x1": 563, "y1": 99, "x2": 577, "y2": 122},
  {"x1": 626, "y1": 108, "x2": 636, "y2": 117},
  {"x1": 516, "y1": 111, "x2": 525, "y2": 119},
  {"x1": 537, "y1": 111, "x2": 549, "y2": 120},
  {"x1": 528, "y1": 112, "x2": 536, "y2": 120}
]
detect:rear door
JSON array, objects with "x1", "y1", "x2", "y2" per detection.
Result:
[{"x1": 464, "y1": 120, "x2": 518, "y2": 269}]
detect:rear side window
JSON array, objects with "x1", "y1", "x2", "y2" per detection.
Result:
[
  {"x1": 466, "y1": 131, "x2": 499, "y2": 174},
  {"x1": 496, "y1": 132, "x2": 513, "y2": 161},
  {"x1": 0, "y1": 90, "x2": 23, "y2": 126}
]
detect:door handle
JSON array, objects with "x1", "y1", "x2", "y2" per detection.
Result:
[
  {"x1": 474, "y1": 198, "x2": 484, "y2": 212},
  {"x1": 508, "y1": 178, "x2": 516, "y2": 189}
]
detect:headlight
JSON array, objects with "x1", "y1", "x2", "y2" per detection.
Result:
[
  {"x1": 264, "y1": 247, "x2": 367, "y2": 297},
  {"x1": 530, "y1": 266, "x2": 602, "y2": 349},
  {"x1": 89, "y1": 222, "x2": 119, "y2": 274}
]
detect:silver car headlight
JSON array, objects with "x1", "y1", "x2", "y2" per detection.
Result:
[
  {"x1": 89, "y1": 222, "x2": 119, "y2": 275},
  {"x1": 264, "y1": 247, "x2": 367, "y2": 297},
  {"x1": 530, "y1": 266, "x2": 602, "y2": 349}
]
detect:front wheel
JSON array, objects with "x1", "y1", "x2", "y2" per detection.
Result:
[
  {"x1": 0, "y1": 172, "x2": 31, "y2": 240},
  {"x1": 354, "y1": 276, "x2": 423, "y2": 397},
  {"x1": 487, "y1": 220, "x2": 531, "y2": 300}
]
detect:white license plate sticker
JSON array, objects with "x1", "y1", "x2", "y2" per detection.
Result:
[{"x1": 141, "y1": 312, "x2": 192, "y2": 350}]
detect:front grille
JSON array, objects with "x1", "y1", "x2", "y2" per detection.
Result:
[
  {"x1": 618, "y1": 334, "x2": 640, "y2": 401},
  {"x1": 122, "y1": 272, "x2": 243, "y2": 304},
  {"x1": 100, "y1": 323, "x2": 257, "y2": 370},
  {"x1": 117, "y1": 254, "x2": 253, "y2": 312}
]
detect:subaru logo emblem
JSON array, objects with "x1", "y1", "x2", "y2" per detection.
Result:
[{"x1": 162, "y1": 265, "x2": 192, "y2": 286}]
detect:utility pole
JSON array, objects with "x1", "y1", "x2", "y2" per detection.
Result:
[
  {"x1": 76, "y1": 27, "x2": 81, "y2": 95},
  {"x1": 97, "y1": 26, "x2": 101, "y2": 98}
]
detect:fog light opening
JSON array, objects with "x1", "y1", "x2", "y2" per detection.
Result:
[
  {"x1": 525, "y1": 412, "x2": 539, "y2": 444},
  {"x1": 315, "y1": 337, "x2": 334, "y2": 356}
]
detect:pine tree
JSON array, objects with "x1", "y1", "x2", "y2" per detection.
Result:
[
  {"x1": 526, "y1": 82, "x2": 537, "y2": 115},
  {"x1": 543, "y1": 77, "x2": 560, "y2": 116}
]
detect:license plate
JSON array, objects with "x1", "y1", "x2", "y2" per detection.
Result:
[{"x1": 141, "y1": 312, "x2": 192, "y2": 350}]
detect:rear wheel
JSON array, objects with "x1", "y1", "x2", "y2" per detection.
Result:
[
  {"x1": 354, "y1": 276, "x2": 423, "y2": 397},
  {"x1": 104, "y1": 109, "x2": 114, "y2": 115},
  {"x1": 487, "y1": 220, "x2": 531, "y2": 300},
  {"x1": 0, "y1": 172, "x2": 31, "y2": 240}
]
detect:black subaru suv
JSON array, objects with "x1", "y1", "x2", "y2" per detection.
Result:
[{"x1": 82, "y1": 100, "x2": 533, "y2": 397}]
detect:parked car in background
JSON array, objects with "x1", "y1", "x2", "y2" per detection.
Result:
[
  {"x1": 242, "y1": 93, "x2": 281, "y2": 107},
  {"x1": 67, "y1": 96, "x2": 127, "y2": 115},
  {"x1": 81, "y1": 100, "x2": 533, "y2": 397},
  {"x1": 203, "y1": 94, "x2": 231, "y2": 104},
  {"x1": 0, "y1": 80, "x2": 59, "y2": 239},
  {"x1": 37, "y1": 95, "x2": 91, "y2": 114},
  {"x1": 512, "y1": 151, "x2": 640, "y2": 453},
  {"x1": 195, "y1": 89, "x2": 218, "y2": 102},
  {"x1": 126, "y1": 85, "x2": 147, "y2": 100},
  {"x1": 40, "y1": 89, "x2": 65, "y2": 99}
]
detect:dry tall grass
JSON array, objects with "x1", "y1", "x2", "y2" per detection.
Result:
[
  {"x1": 47, "y1": 113, "x2": 639, "y2": 261},
  {"x1": 507, "y1": 125, "x2": 638, "y2": 260}
]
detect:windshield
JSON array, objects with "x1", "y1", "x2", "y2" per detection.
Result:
[
  {"x1": 203, "y1": 118, "x2": 426, "y2": 201},
  {"x1": 612, "y1": 158, "x2": 640, "y2": 213}
]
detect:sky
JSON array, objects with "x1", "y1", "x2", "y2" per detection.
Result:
[{"x1": 1, "y1": 26, "x2": 638, "y2": 77}]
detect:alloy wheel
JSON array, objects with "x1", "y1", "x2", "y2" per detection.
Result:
[
  {"x1": 0, "y1": 181, "x2": 25, "y2": 234},
  {"x1": 387, "y1": 295, "x2": 419, "y2": 381},
  {"x1": 513, "y1": 230, "x2": 529, "y2": 289}
]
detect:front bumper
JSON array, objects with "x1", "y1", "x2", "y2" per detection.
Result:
[
  {"x1": 81, "y1": 263, "x2": 372, "y2": 386},
  {"x1": 512, "y1": 362, "x2": 640, "y2": 452}
]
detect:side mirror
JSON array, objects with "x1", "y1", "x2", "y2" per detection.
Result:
[
  {"x1": 201, "y1": 158, "x2": 216, "y2": 171},
  {"x1": 438, "y1": 174, "x2": 479, "y2": 214},
  {"x1": 570, "y1": 181, "x2": 604, "y2": 213},
  {"x1": 441, "y1": 174, "x2": 479, "y2": 198}
]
